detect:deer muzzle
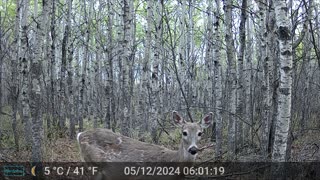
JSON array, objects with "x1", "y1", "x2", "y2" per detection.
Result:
[{"x1": 188, "y1": 146, "x2": 198, "y2": 155}]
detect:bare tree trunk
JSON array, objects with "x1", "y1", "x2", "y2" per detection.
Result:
[
  {"x1": 154, "y1": 0, "x2": 165, "y2": 138},
  {"x1": 257, "y1": 0, "x2": 270, "y2": 156},
  {"x1": 178, "y1": 0, "x2": 186, "y2": 112},
  {"x1": 272, "y1": 0, "x2": 293, "y2": 162},
  {"x1": 244, "y1": 0, "x2": 253, "y2": 145},
  {"x1": 105, "y1": 0, "x2": 115, "y2": 131},
  {"x1": 79, "y1": 0, "x2": 92, "y2": 132},
  {"x1": 148, "y1": 0, "x2": 160, "y2": 143},
  {"x1": 187, "y1": 0, "x2": 195, "y2": 108},
  {"x1": 11, "y1": 0, "x2": 21, "y2": 150},
  {"x1": 224, "y1": 0, "x2": 237, "y2": 159},
  {"x1": 0, "y1": 11, "x2": 2, "y2": 115},
  {"x1": 236, "y1": 0, "x2": 247, "y2": 150},
  {"x1": 74, "y1": 47, "x2": 80, "y2": 127},
  {"x1": 140, "y1": 0, "x2": 152, "y2": 134},
  {"x1": 205, "y1": 0, "x2": 213, "y2": 116},
  {"x1": 299, "y1": 0, "x2": 312, "y2": 135},
  {"x1": 49, "y1": 0, "x2": 56, "y2": 128},
  {"x1": 31, "y1": 0, "x2": 50, "y2": 162},
  {"x1": 68, "y1": 40, "x2": 75, "y2": 139},
  {"x1": 59, "y1": 0, "x2": 72, "y2": 131},
  {"x1": 214, "y1": 0, "x2": 223, "y2": 160},
  {"x1": 92, "y1": 51, "x2": 99, "y2": 129},
  {"x1": 205, "y1": 0, "x2": 216, "y2": 142},
  {"x1": 44, "y1": 0, "x2": 51, "y2": 130},
  {"x1": 266, "y1": 0, "x2": 276, "y2": 158},
  {"x1": 65, "y1": 0, "x2": 74, "y2": 138},
  {"x1": 20, "y1": 0, "x2": 32, "y2": 146},
  {"x1": 120, "y1": 0, "x2": 133, "y2": 136},
  {"x1": 300, "y1": 37, "x2": 311, "y2": 134}
]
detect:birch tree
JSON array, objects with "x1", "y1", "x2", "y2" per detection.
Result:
[
  {"x1": 120, "y1": 0, "x2": 133, "y2": 136},
  {"x1": 59, "y1": 0, "x2": 72, "y2": 129},
  {"x1": 205, "y1": 0, "x2": 213, "y2": 114},
  {"x1": 105, "y1": 0, "x2": 115, "y2": 131},
  {"x1": 148, "y1": 0, "x2": 160, "y2": 143},
  {"x1": 20, "y1": 0, "x2": 31, "y2": 146},
  {"x1": 266, "y1": 0, "x2": 276, "y2": 155},
  {"x1": 49, "y1": 0, "x2": 57, "y2": 128},
  {"x1": 257, "y1": 0, "x2": 270, "y2": 156},
  {"x1": 214, "y1": 0, "x2": 223, "y2": 159},
  {"x1": 272, "y1": 0, "x2": 293, "y2": 162},
  {"x1": 236, "y1": 0, "x2": 247, "y2": 148},
  {"x1": 65, "y1": 0, "x2": 74, "y2": 138},
  {"x1": 140, "y1": 0, "x2": 153, "y2": 133},
  {"x1": 224, "y1": 0, "x2": 237, "y2": 159},
  {"x1": 153, "y1": 0, "x2": 164, "y2": 135},
  {"x1": 244, "y1": 0, "x2": 253, "y2": 145},
  {"x1": 79, "y1": 0, "x2": 93, "y2": 132}
]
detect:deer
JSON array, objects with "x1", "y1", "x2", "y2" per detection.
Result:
[
  {"x1": 77, "y1": 111, "x2": 213, "y2": 179},
  {"x1": 77, "y1": 111, "x2": 213, "y2": 162}
]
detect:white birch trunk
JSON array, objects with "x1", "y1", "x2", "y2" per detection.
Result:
[
  {"x1": 149, "y1": 0, "x2": 160, "y2": 142},
  {"x1": 272, "y1": 0, "x2": 293, "y2": 162},
  {"x1": 214, "y1": 0, "x2": 223, "y2": 159},
  {"x1": 140, "y1": 0, "x2": 153, "y2": 133},
  {"x1": 205, "y1": 0, "x2": 213, "y2": 112},
  {"x1": 120, "y1": 0, "x2": 132, "y2": 136}
]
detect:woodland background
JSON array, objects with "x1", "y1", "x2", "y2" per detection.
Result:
[{"x1": 0, "y1": 0, "x2": 320, "y2": 162}]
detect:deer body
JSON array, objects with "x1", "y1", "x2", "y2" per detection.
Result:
[
  {"x1": 77, "y1": 111, "x2": 213, "y2": 163},
  {"x1": 78, "y1": 128, "x2": 190, "y2": 162}
]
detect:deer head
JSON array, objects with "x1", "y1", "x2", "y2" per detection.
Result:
[{"x1": 172, "y1": 111, "x2": 213, "y2": 161}]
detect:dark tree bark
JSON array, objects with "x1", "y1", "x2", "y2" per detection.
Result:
[
  {"x1": 11, "y1": 0, "x2": 21, "y2": 151},
  {"x1": 31, "y1": 0, "x2": 50, "y2": 162},
  {"x1": 236, "y1": 0, "x2": 247, "y2": 150}
]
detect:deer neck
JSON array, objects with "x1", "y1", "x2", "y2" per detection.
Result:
[{"x1": 177, "y1": 140, "x2": 196, "y2": 162}]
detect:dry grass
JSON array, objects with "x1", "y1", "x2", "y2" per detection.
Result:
[
  {"x1": 43, "y1": 138, "x2": 81, "y2": 162},
  {"x1": 0, "y1": 138, "x2": 81, "y2": 162},
  {"x1": 291, "y1": 130, "x2": 320, "y2": 161}
]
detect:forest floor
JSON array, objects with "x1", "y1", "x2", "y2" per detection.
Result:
[
  {"x1": 0, "y1": 137, "x2": 81, "y2": 162},
  {"x1": 1, "y1": 129, "x2": 319, "y2": 162}
]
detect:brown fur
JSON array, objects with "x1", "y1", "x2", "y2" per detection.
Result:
[{"x1": 78, "y1": 128, "x2": 180, "y2": 162}]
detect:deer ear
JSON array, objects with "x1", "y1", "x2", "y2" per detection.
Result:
[
  {"x1": 199, "y1": 112, "x2": 213, "y2": 129},
  {"x1": 172, "y1": 111, "x2": 185, "y2": 126}
]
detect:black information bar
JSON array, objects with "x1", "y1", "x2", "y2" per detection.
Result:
[{"x1": 0, "y1": 162, "x2": 319, "y2": 179}]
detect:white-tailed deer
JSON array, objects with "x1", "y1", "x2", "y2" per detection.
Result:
[{"x1": 77, "y1": 111, "x2": 213, "y2": 162}]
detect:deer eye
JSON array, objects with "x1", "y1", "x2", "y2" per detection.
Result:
[
  {"x1": 198, "y1": 132, "x2": 203, "y2": 136},
  {"x1": 183, "y1": 131, "x2": 188, "y2": 136}
]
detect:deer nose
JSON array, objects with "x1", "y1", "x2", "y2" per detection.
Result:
[{"x1": 188, "y1": 146, "x2": 198, "y2": 155}]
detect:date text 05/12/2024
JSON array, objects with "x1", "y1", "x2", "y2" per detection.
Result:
[{"x1": 123, "y1": 166, "x2": 225, "y2": 176}]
